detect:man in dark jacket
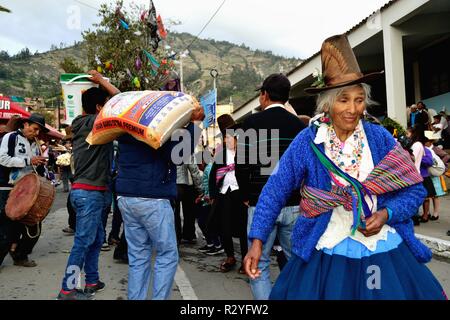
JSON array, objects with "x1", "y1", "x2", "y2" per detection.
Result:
[
  {"x1": 58, "y1": 70, "x2": 120, "y2": 300},
  {"x1": 415, "y1": 101, "x2": 430, "y2": 132},
  {"x1": 115, "y1": 103, "x2": 204, "y2": 300},
  {"x1": 236, "y1": 74, "x2": 306, "y2": 300}
]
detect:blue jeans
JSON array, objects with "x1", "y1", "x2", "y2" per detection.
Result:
[
  {"x1": 61, "y1": 189, "x2": 106, "y2": 291},
  {"x1": 118, "y1": 197, "x2": 179, "y2": 300},
  {"x1": 247, "y1": 206, "x2": 298, "y2": 300}
]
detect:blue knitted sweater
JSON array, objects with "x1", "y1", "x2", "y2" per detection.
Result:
[{"x1": 248, "y1": 121, "x2": 432, "y2": 263}]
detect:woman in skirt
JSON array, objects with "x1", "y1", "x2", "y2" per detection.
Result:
[{"x1": 244, "y1": 34, "x2": 446, "y2": 300}]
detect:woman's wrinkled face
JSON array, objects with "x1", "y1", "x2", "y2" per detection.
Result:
[{"x1": 329, "y1": 85, "x2": 366, "y2": 134}]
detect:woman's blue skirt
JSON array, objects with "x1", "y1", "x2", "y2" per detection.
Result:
[{"x1": 270, "y1": 233, "x2": 447, "y2": 300}]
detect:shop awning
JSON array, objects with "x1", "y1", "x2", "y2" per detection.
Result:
[{"x1": 0, "y1": 96, "x2": 64, "y2": 139}]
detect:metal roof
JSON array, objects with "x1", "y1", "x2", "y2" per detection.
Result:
[
  {"x1": 234, "y1": 0, "x2": 400, "y2": 113},
  {"x1": 286, "y1": 0, "x2": 399, "y2": 77}
]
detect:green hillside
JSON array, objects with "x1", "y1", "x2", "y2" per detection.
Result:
[{"x1": 0, "y1": 32, "x2": 301, "y2": 107}]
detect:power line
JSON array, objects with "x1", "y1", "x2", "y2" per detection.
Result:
[
  {"x1": 74, "y1": 0, "x2": 99, "y2": 11},
  {"x1": 185, "y1": 0, "x2": 227, "y2": 53}
]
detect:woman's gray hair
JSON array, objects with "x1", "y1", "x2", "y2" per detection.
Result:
[{"x1": 314, "y1": 83, "x2": 378, "y2": 115}]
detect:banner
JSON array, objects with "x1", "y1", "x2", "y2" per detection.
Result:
[
  {"x1": 200, "y1": 89, "x2": 217, "y2": 128},
  {"x1": 157, "y1": 15, "x2": 167, "y2": 39}
]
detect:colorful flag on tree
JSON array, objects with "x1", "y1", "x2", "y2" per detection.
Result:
[
  {"x1": 143, "y1": 49, "x2": 160, "y2": 76},
  {"x1": 157, "y1": 15, "x2": 167, "y2": 39}
]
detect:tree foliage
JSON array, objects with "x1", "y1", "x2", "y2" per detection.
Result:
[
  {"x1": 381, "y1": 117, "x2": 406, "y2": 137},
  {"x1": 82, "y1": 0, "x2": 174, "y2": 92},
  {"x1": 13, "y1": 48, "x2": 32, "y2": 60},
  {"x1": 43, "y1": 111, "x2": 56, "y2": 127},
  {"x1": 59, "y1": 57, "x2": 84, "y2": 73}
]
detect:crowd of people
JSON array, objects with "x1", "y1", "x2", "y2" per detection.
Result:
[
  {"x1": 403, "y1": 101, "x2": 450, "y2": 235},
  {"x1": 0, "y1": 33, "x2": 448, "y2": 300}
]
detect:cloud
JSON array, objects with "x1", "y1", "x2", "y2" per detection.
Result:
[{"x1": 0, "y1": 0, "x2": 390, "y2": 57}]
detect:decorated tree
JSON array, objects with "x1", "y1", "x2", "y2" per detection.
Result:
[{"x1": 82, "y1": 0, "x2": 174, "y2": 92}]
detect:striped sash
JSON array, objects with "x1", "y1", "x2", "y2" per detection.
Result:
[
  {"x1": 216, "y1": 163, "x2": 235, "y2": 184},
  {"x1": 301, "y1": 142, "x2": 423, "y2": 234}
]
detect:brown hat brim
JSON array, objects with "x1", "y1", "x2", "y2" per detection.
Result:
[{"x1": 304, "y1": 71, "x2": 384, "y2": 95}]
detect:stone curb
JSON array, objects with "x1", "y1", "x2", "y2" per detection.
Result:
[{"x1": 416, "y1": 233, "x2": 450, "y2": 259}]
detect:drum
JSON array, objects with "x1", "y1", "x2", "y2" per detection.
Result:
[{"x1": 5, "y1": 173, "x2": 56, "y2": 226}]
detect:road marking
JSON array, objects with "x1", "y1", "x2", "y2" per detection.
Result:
[{"x1": 174, "y1": 265, "x2": 198, "y2": 300}]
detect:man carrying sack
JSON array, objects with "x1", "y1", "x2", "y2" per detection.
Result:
[{"x1": 0, "y1": 113, "x2": 48, "y2": 267}]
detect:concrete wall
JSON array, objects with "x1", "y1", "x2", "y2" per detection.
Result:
[{"x1": 422, "y1": 92, "x2": 450, "y2": 114}]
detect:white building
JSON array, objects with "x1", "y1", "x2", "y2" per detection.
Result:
[{"x1": 233, "y1": 0, "x2": 450, "y2": 128}]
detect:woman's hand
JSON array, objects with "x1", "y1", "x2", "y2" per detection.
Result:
[
  {"x1": 358, "y1": 208, "x2": 389, "y2": 237},
  {"x1": 244, "y1": 239, "x2": 263, "y2": 279}
]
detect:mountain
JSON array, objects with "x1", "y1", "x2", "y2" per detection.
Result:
[{"x1": 0, "y1": 32, "x2": 302, "y2": 107}]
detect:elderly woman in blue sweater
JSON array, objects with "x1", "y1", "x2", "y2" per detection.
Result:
[{"x1": 244, "y1": 34, "x2": 446, "y2": 300}]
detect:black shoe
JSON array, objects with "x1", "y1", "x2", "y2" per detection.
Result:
[
  {"x1": 198, "y1": 244, "x2": 214, "y2": 253},
  {"x1": 57, "y1": 289, "x2": 93, "y2": 300},
  {"x1": 62, "y1": 227, "x2": 75, "y2": 235},
  {"x1": 412, "y1": 216, "x2": 420, "y2": 226},
  {"x1": 447, "y1": 230, "x2": 450, "y2": 236},
  {"x1": 13, "y1": 259, "x2": 37, "y2": 267},
  {"x1": 114, "y1": 257, "x2": 129, "y2": 264},
  {"x1": 205, "y1": 246, "x2": 225, "y2": 256},
  {"x1": 113, "y1": 252, "x2": 128, "y2": 264},
  {"x1": 180, "y1": 239, "x2": 197, "y2": 245},
  {"x1": 84, "y1": 281, "x2": 105, "y2": 296},
  {"x1": 108, "y1": 236, "x2": 120, "y2": 246},
  {"x1": 430, "y1": 216, "x2": 439, "y2": 221}
]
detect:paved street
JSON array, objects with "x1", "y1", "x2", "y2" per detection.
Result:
[{"x1": 0, "y1": 186, "x2": 449, "y2": 300}]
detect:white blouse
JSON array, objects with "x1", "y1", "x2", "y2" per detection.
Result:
[
  {"x1": 220, "y1": 148, "x2": 239, "y2": 194},
  {"x1": 314, "y1": 120, "x2": 396, "y2": 252}
]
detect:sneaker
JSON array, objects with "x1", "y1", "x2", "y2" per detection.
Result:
[
  {"x1": 198, "y1": 244, "x2": 214, "y2": 253},
  {"x1": 57, "y1": 289, "x2": 93, "y2": 300},
  {"x1": 84, "y1": 281, "x2": 105, "y2": 296},
  {"x1": 205, "y1": 246, "x2": 225, "y2": 256},
  {"x1": 101, "y1": 243, "x2": 111, "y2": 251},
  {"x1": 13, "y1": 259, "x2": 37, "y2": 267},
  {"x1": 62, "y1": 227, "x2": 75, "y2": 235}
]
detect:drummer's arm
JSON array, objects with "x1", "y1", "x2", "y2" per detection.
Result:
[{"x1": 0, "y1": 134, "x2": 27, "y2": 168}]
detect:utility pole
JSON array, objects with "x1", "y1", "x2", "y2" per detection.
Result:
[
  {"x1": 179, "y1": 50, "x2": 189, "y2": 92},
  {"x1": 57, "y1": 100, "x2": 61, "y2": 130},
  {"x1": 210, "y1": 69, "x2": 219, "y2": 147}
]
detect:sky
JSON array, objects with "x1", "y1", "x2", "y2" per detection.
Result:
[{"x1": 0, "y1": 0, "x2": 391, "y2": 59}]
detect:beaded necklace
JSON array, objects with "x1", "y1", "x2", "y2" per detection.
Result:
[{"x1": 326, "y1": 123, "x2": 364, "y2": 179}]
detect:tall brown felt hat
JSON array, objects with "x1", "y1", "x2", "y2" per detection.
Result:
[
  {"x1": 305, "y1": 34, "x2": 384, "y2": 95},
  {"x1": 217, "y1": 114, "x2": 237, "y2": 136}
]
